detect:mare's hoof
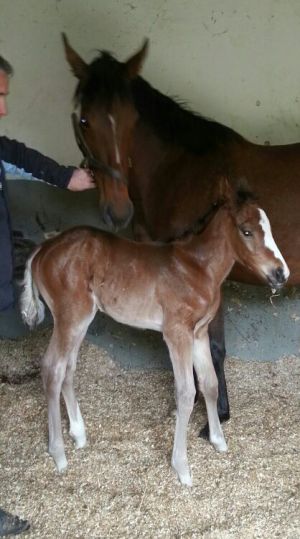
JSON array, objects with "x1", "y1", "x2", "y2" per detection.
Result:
[
  {"x1": 198, "y1": 413, "x2": 230, "y2": 440},
  {"x1": 198, "y1": 423, "x2": 210, "y2": 440},
  {"x1": 0, "y1": 508, "x2": 30, "y2": 536}
]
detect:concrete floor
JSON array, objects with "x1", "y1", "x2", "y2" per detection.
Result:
[{"x1": 2, "y1": 179, "x2": 299, "y2": 365}]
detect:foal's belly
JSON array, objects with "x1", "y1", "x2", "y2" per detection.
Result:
[{"x1": 95, "y1": 291, "x2": 164, "y2": 332}]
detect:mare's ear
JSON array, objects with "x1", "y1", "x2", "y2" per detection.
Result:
[
  {"x1": 62, "y1": 33, "x2": 88, "y2": 80},
  {"x1": 124, "y1": 39, "x2": 149, "y2": 80},
  {"x1": 213, "y1": 176, "x2": 234, "y2": 205}
]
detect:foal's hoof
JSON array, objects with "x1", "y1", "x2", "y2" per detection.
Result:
[
  {"x1": 0, "y1": 508, "x2": 30, "y2": 536},
  {"x1": 56, "y1": 457, "x2": 68, "y2": 473},
  {"x1": 210, "y1": 436, "x2": 228, "y2": 453},
  {"x1": 172, "y1": 459, "x2": 193, "y2": 487},
  {"x1": 50, "y1": 452, "x2": 68, "y2": 473},
  {"x1": 74, "y1": 434, "x2": 86, "y2": 450},
  {"x1": 178, "y1": 472, "x2": 193, "y2": 487}
]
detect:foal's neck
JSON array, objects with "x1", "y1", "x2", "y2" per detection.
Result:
[{"x1": 183, "y1": 208, "x2": 236, "y2": 285}]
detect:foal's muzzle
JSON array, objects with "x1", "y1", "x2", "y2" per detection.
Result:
[{"x1": 267, "y1": 266, "x2": 288, "y2": 290}]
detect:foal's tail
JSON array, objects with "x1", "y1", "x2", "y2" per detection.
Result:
[{"x1": 20, "y1": 247, "x2": 45, "y2": 329}]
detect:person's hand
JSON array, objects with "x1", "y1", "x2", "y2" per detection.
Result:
[{"x1": 67, "y1": 168, "x2": 95, "y2": 191}]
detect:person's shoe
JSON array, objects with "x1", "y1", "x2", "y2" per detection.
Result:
[{"x1": 0, "y1": 508, "x2": 30, "y2": 536}]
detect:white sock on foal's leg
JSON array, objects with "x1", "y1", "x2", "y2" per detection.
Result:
[{"x1": 69, "y1": 403, "x2": 86, "y2": 449}]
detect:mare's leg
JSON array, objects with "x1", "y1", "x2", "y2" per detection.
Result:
[
  {"x1": 163, "y1": 327, "x2": 195, "y2": 487},
  {"x1": 193, "y1": 330, "x2": 227, "y2": 452},
  {"x1": 42, "y1": 299, "x2": 96, "y2": 472},
  {"x1": 199, "y1": 302, "x2": 230, "y2": 439}
]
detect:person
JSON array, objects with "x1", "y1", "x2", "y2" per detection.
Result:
[{"x1": 0, "y1": 54, "x2": 94, "y2": 536}]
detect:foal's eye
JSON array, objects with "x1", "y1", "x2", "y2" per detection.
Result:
[
  {"x1": 242, "y1": 229, "x2": 252, "y2": 237},
  {"x1": 80, "y1": 117, "x2": 89, "y2": 128}
]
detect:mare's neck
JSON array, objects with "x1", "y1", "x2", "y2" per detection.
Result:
[{"x1": 131, "y1": 76, "x2": 241, "y2": 154}]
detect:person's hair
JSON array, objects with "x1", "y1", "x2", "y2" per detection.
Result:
[{"x1": 0, "y1": 55, "x2": 13, "y2": 76}]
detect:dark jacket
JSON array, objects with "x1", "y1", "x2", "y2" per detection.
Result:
[{"x1": 0, "y1": 136, "x2": 75, "y2": 311}]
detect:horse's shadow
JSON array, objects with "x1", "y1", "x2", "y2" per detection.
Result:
[{"x1": 87, "y1": 311, "x2": 170, "y2": 370}]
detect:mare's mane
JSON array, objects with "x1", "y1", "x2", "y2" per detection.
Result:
[
  {"x1": 132, "y1": 77, "x2": 244, "y2": 154},
  {"x1": 75, "y1": 51, "x2": 244, "y2": 155}
]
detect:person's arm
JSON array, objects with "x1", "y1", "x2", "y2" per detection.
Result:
[
  {"x1": 0, "y1": 136, "x2": 94, "y2": 190},
  {"x1": 2, "y1": 161, "x2": 34, "y2": 179}
]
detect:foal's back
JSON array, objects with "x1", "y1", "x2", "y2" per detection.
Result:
[{"x1": 32, "y1": 225, "x2": 216, "y2": 332}]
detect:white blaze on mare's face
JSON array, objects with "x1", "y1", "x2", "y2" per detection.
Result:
[
  {"x1": 258, "y1": 209, "x2": 290, "y2": 280},
  {"x1": 108, "y1": 114, "x2": 121, "y2": 165}
]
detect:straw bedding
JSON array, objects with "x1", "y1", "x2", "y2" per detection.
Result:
[{"x1": 0, "y1": 328, "x2": 299, "y2": 538}]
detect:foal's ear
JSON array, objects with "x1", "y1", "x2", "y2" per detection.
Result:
[
  {"x1": 62, "y1": 33, "x2": 88, "y2": 80},
  {"x1": 124, "y1": 38, "x2": 149, "y2": 80},
  {"x1": 213, "y1": 176, "x2": 234, "y2": 205}
]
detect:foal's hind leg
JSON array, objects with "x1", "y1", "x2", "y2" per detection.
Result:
[
  {"x1": 42, "y1": 300, "x2": 96, "y2": 472},
  {"x1": 61, "y1": 314, "x2": 95, "y2": 450},
  {"x1": 199, "y1": 304, "x2": 230, "y2": 439},
  {"x1": 163, "y1": 326, "x2": 195, "y2": 487},
  {"x1": 193, "y1": 330, "x2": 227, "y2": 453},
  {"x1": 41, "y1": 331, "x2": 69, "y2": 472}
]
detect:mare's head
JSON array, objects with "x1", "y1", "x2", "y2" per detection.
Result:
[
  {"x1": 217, "y1": 178, "x2": 290, "y2": 290},
  {"x1": 63, "y1": 34, "x2": 149, "y2": 230}
]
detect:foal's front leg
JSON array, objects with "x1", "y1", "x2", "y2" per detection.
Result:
[
  {"x1": 163, "y1": 327, "x2": 195, "y2": 487},
  {"x1": 199, "y1": 304, "x2": 230, "y2": 439},
  {"x1": 193, "y1": 330, "x2": 227, "y2": 453}
]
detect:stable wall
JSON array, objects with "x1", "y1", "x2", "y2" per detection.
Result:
[
  {"x1": 0, "y1": 1, "x2": 299, "y2": 359},
  {"x1": 1, "y1": 0, "x2": 300, "y2": 161}
]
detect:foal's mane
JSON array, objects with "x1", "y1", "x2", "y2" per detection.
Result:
[
  {"x1": 75, "y1": 51, "x2": 244, "y2": 155},
  {"x1": 169, "y1": 183, "x2": 257, "y2": 243}
]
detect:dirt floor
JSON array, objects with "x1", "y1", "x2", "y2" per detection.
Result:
[{"x1": 0, "y1": 328, "x2": 299, "y2": 538}]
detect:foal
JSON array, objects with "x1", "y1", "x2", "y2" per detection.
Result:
[{"x1": 21, "y1": 179, "x2": 289, "y2": 486}]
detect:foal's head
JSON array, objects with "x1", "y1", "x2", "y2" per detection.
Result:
[
  {"x1": 63, "y1": 34, "x2": 148, "y2": 230},
  {"x1": 218, "y1": 178, "x2": 290, "y2": 290}
]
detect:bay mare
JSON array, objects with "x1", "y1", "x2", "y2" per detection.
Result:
[
  {"x1": 62, "y1": 35, "x2": 300, "y2": 436},
  {"x1": 20, "y1": 179, "x2": 289, "y2": 486}
]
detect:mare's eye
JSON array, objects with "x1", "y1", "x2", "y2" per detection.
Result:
[
  {"x1": 80, "y1": 117, "x2": 89, "y2": 128},
  {"x1": 242, "y1": 229, "x2": 252, "y2": 237}
]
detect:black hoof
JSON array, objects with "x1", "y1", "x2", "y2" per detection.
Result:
[
  {"x1": 198, "y1": 422, "x2": 210, "y2": 440},
  {"x1": 0, "y1": 508, "x2": 30, "y2": 537},
  {"x1": 198, "y1": 413, "x2": 230, "y2": 440}
]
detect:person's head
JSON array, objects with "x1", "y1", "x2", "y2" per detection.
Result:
[{"x1": 0, "y1": 55, "x2": 13, "y2": 118}]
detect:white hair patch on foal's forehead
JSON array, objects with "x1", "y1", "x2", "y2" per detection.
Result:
[{"x1": 259, "y1": 209, "x2": 290, "y2": 278}]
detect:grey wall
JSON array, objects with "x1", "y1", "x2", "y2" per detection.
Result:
[
  {"x1": 0, "y1": 1, "x2": 299, "y2": 359},
  {"x1": 1, "y1": 0, "x2": 300, "y2": 163}
]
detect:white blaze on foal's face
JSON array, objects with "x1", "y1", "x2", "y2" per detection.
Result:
[{"x1": 259, "y1": 209, "x2": 290, "y2": 281}]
